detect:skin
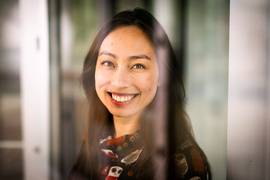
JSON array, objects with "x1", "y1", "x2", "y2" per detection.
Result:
[{"x1": 95, "y1": 26, "x2": 159, "y2": 138}]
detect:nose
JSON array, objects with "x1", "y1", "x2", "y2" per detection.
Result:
[{"x1": 111, "y1": 66, "x2": 130, "y2": 88}]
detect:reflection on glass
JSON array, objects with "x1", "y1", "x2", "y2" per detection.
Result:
[
  {"x1": 58, "y1": 1, "x2": 229, "y2": 179},
  {"x1": 59, "y1": 0, "x2": 99, "y2": 178},
  {"x1": 68, "y1": 7, "x2": 212, "y2": 180},
  {"x1": 186, "y1": 1, "x2": 229, "y2": 179}
]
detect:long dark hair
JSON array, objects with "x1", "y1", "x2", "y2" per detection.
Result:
[{"x1": 71, "y1": 8, "x2": 212, "y2": 180}]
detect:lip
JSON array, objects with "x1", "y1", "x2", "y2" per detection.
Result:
[{"x1": 108, "y1": 92, "x2": 138, "y2": 106}]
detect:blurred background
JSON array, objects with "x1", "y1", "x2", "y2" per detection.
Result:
[{"x1": 0, "y1": 0, "x2": 269, "y2": 180}]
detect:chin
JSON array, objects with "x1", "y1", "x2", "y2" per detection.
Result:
[
  {"x1": 110, "y1": 112, "x2": 130, "y2": 118},
  {"x1": 108, "y1": 109, "x2": 135, "y2": 119}
]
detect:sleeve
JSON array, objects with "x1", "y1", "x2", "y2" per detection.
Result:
[{"x1": 174, "y1": 140, "x2": 209, "y2": 180}]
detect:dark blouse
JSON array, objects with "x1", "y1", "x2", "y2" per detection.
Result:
[{"x1": 97, "y1": 132, "x2": 209, "y2": 180}]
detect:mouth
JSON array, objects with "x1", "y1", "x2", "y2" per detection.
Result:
[{"x1": 108, "y1": 92, "x2": 138, "y2": 103}]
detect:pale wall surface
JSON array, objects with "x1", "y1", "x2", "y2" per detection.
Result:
[{"x1": 228, "y1": 0, "x2": 270, "y2": 179}]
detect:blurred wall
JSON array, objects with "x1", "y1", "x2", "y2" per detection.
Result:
[
  {"x1": 20, "y1": 0, "x2": 50, "y2": 179},
  {"x1": 228, "y1": 0, "x2": 270, "y2": 179}
]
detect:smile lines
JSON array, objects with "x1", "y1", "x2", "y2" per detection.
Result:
[{"x1": 110, "y1": 93, "x2": 136, "y2": 102}]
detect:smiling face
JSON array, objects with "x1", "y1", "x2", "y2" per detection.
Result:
[{"x1": 95, "y1": 26, "x2": 159, "y2": 120}]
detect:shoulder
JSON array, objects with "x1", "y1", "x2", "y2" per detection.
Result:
[{"x1": 173, "y1": 139, "x2": 209, "y2": 180}]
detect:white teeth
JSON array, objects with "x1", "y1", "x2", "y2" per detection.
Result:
[{"x1": 111, "y1": 94, "x2": 135, "y2": 102}]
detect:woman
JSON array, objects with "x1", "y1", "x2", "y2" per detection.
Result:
[{"x1": 69, "y1": 8, "x2": 212, "y2": 180}]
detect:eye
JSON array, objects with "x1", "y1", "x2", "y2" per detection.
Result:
[
  {"x1": 112, "y1": 168, "x2": 116, "y2": 173},
  {"x1": 102, "y1": 61, "x2": 114, "y2": 67},
  {"x1": 118, "y1": 169, "x2": 123, "y2": 174},
  {"x1": 132, "y1": 64, "x2": 145, "y2": 69}
]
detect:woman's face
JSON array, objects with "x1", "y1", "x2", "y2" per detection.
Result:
[{"x1": 95, "y1": 26, "x2": 159, "y2": 119}]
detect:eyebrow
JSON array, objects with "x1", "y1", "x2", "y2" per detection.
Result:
[
  {"x1": 99, "y1": 51, "x2": 116, "y2": 59},
  {"x1": 99, "y1": 51, "x2": 151, "y2": 61},
  {"x1": 129, "y1": 55, "x2": 151, "y2": 61}
]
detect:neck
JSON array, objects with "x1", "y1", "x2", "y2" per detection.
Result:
[{"x1": 113, "y1": 115, "x2": 140, "y2": 138}]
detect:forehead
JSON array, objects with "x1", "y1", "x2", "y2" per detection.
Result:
[{"x1": 99, "y1": 26, "x2": 155, "y2": 57}]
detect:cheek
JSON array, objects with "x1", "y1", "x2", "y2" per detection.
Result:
[
  {"x1": 95, "y1": 69, "x2": 110, "y2": 104},
  {"x1": 95, "y1": 69, "x2": 109, "y2": 89},
  {"x1": 140, "y1": 74, "x2": 158, "y2": 94}
]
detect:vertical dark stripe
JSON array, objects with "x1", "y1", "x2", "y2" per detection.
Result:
[
  {"x1": 179, "y1": 0, "x2": 188, "y2": 77},
  {"x1": 48, "y1": 0, "x2": 62, "y2": 178},
  {"x1": 98, "y1": 0, "x2": 116, "y2": 26}
]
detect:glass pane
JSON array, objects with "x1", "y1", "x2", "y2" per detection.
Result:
[
  {"x1": 0, "y1": 0, "x2": 23, "y2": 179},
  {"x1": 0, "y1": 148, "x2": 23, "y2": 180},
  {"x1": 0, "y1": 0, "x2": 21, "y2": 141},
  {"x1": 57, "y1": 1, "x2": 229, "y2": 179},
  {"x1": 186, "y1": 0, "x2": 229, "y2": 179},
  {"x1": 60, "y1": 0, "x2": 99, "y2": 178}
]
